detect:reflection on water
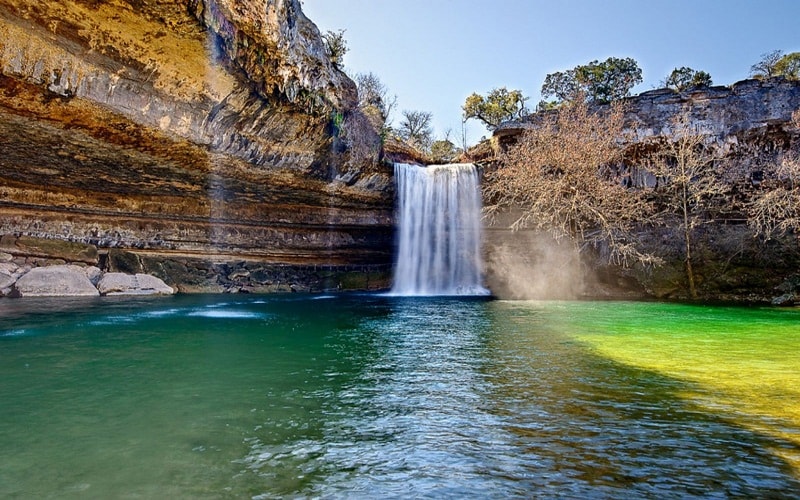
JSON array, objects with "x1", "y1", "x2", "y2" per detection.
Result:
[{"x1": 0, "y1": 295, "x2": 798, "y2": 498}]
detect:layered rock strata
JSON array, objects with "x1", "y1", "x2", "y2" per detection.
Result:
[
  {"x1": 0, "y1": 0, "x2": 393, "y2": 294},
  {"x1": 495, "y1": 78, "x2": 800, "y2": 151}
]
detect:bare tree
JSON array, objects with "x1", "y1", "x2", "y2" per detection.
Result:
[
  {"x1": 398, "y1": 110, "x2": 433, "y2": 151},
  {"x1": 750, "y1": 50, "x2": 784, "y2": 79},
  {"x1": 354, "y1": 72, "x2": 396, "y2": 132},
  {"x1": 460, "y1": 117, "x2": 469, "y2": 153},
  {"x1": 485, "y1": 100, "x2": 656, "y2": 266},
  {"x1": 747, "y1": 109, "x2": 800, "y2": 239},
  {"x1": 644, "y1": 113, "x2": 727, "y2": 298}
]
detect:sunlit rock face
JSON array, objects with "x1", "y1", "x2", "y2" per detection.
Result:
[
  {"x1": 0, "y1": 0, "x2": 393, "y2": 292},
  {"x1": 496, "y1": 79, "x2": 800, "y2": 164}
]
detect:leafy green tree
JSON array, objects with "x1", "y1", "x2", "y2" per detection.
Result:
[
  {"x1": 322, "y1": 29, "x2": 348, "y2": 67},
  {"x1": 751, "y1": 50, "x2": 800, "y2": 80},
  {"x1": 398, "y1": 110, "x2": 433, "y2": 151},
  {"x1": 462, "y1": 87, "x2": 528, "y2": 129},
  {"x1": 541, "y1": 57, "x2": 643, "y2": 105},
  {"x1": 540, "y1": 70, "x2": 580, "y2": 106},
  {"x1": 535, "y1": 99, "x2": 561, "y2": 112},
  {"x1": 575, "y1": 57, "x2": 643, "y2": 103},
  {"x1": 774, "y1": 52, "x2": 800, "y2": 80},
  {"x1": 663, "y1": 67, "x2": 713, "y2": 91}
]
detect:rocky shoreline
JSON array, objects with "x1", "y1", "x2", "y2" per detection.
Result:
[
  {"x1": 5, "y1": 264, "x2": 174, "y2": 298},
  {"x1": 0, "y1": 234, "x2": 391, "y2": 298},
  {"x1": 1, "y1": 235, "x2": 174, "y2": 297}
]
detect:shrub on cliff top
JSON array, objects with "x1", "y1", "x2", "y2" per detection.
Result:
[
  {"x1": 323, "y1": 29, "x2": 348, "y2": 68},
  {"x1": 663, "y1": 67, "x2": 713, "y2": 91}
]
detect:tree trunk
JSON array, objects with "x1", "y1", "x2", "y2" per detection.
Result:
[
  {"x1": 682, "y1": 184, "x2": 698, "y2": 299},
  {"x1": 685, "y1": 246, "x2": 697, "y2": 300}
]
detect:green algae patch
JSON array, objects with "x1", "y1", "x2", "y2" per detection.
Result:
[{"x1": 560, "y1": 301, "x2": 800, "y2": 472}]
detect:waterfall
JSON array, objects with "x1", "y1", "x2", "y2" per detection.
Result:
[{"x1": 391, "y1": 163, "x2": 490, "y2": 296}]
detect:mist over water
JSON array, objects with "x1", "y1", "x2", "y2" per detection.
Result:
[
  {"x1": 484, "y1": 230, "x2": 587, "y2": 300},
  {"x1": 391, "y1": 163, "x2": 489, "y2": 296}
]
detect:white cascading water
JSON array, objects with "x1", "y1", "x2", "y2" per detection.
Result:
[{"x1": 390, "y1": 162, "x2": 490, "y2": 296}]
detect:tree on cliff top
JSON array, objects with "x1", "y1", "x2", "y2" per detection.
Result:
[
  {"x1": 663, "y1": 67, "x2": 713, "y2": 91},
  {"x1": 775, "y1": 52, "x2": 800, "y2": 80},
  {"x1": 354, "y1": 72, "x2": 396, "y2": 134},
  {"x1": 397, "y1": 110, "x2": 434, "y2": 151},
  {"x1": 540, "y1": 56, "x2": 643, "y2": 107},
  {"x1": 429, "y1": 138, "x2": 459, "y2": 164},
  {"x1": 428, "y1": 129, "x2": 461, "y2": 164},
  {"x1": 462, "y1": 87, "x2": 529, "y2": 130},
  {"x1": 750, "y1": 50, "x2": 800, "y2": 80},
  {"x1": 485, "y1": 100, "x2": 656, "y2": 266}
]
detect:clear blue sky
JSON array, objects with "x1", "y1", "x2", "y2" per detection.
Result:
[{"x1": 302, "y1": 0, "x2": 800, "y2": 146}]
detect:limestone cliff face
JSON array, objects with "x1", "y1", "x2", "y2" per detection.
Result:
[
  {"x1": 496, "y1": 78, "x2": 800, "y2": 159},
  {"x1": 488, "y1": 79, "x2": 800, "y2": 302},
  {"x1": 0, "y1": 0, "x2": 394, "y2": 293}
]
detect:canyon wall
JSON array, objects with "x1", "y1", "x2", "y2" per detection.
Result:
[
  {"x1": 0, "y1": 0, "x2": 394, "y2": 294},
  {"x1": 487, "y1": 79, "x2": 800, "y2": 303}
]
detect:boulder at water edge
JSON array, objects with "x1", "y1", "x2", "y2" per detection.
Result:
[
  {"x1": 13, "y1": 265, "x2": 100, "y2": 297},
  {"x1": 0, "y1": 270, "x2": 16, "y2": 294},
  {"x1": 96, "y1": 273, "x2": 174, "y2": 296}
]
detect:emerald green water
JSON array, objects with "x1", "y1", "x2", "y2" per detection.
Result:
[{"x1": 1, "y1": 295, "x2": 799, "y2": 498}]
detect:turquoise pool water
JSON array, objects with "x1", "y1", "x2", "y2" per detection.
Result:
[{"x1": 1, "y1": 295, "x2": 798, "y2": 498}]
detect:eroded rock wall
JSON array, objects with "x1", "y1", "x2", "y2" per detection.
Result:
[
  {"x1": 0, "y1": 0, "x2": 394, "y2": 293},
  {"x1": 496, "y1": 79, "x2": 800, "y2": 162}
]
